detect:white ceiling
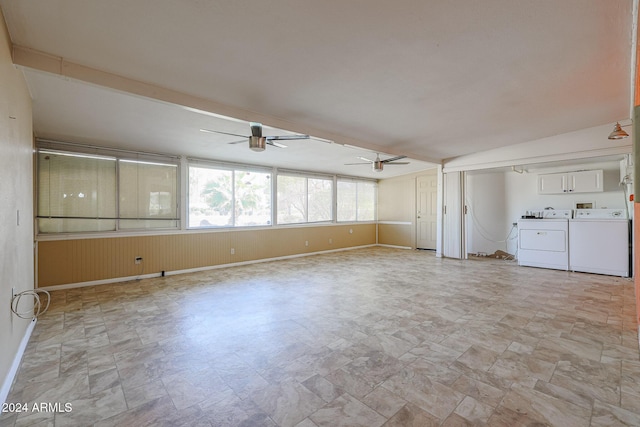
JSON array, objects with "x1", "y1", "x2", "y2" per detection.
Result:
[{"x1": 0, "y1": 0, "x2": 635, "y2": 178}]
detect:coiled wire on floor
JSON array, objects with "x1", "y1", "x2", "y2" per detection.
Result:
[{"x1": 11, "y1": 289, "x2": 50, "y2": 319}]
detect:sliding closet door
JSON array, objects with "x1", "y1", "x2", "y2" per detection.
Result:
[{"x1": 443, "y1": 171, "x2": 465, "y2": 259}]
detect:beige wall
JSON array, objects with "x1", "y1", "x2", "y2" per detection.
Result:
[
  {"x1": 0, "y1": 9, "x2": 34, "y2": 398},
  {"x1": 377, "y1": 223, "x2": 413, "y2": 248},
  {"x1": 377, "y1": 169, "x2": 437, "y2": 248},
  {"x1": 37, "y1": 224, "x2": 376, "y2": 287}
]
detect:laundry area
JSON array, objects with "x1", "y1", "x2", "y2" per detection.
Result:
[
  {"x1": 517, "y1": 208, "x2": 630, "y2": 276},
  {"x1": 465, "y1": 155, "x2": 633, "y2": 278}
]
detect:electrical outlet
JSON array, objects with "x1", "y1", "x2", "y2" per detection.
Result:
[
  {"x1": 305, "y1": 240, "x2": 309, "y2": 247},
  {"x1": 349, "y1": 229, "x2": 353, "y2": 234},
  {"x1": 135, "y1": 257, "x2": 143, "y2": 264},
  {"x1": 329, "y1": 238, "x2": 332, "y2": 244},
  {"x1": 230, "y1": 248, "x2": 235, "y2": 255}
]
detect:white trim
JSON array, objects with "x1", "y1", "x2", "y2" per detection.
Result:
[
  {"x1": 275, "y1": 168, "x2": 335, "y2": 180},
  {"x1": 36, "y1": 138, "x2": 180, "y2": 162},
  {"x1": 378, "y1": 221, "x2": 412, "y2": 225},
  {"x1": 39, "y1": 273, "x2": 161, "y2": 291},
  {"x1": 38, "y1": 244, "x2": 377, "y2": 291},
  {"x1": 187, "y1": 157, "x2": 273, "y2": 173},
  {"x1": 1, "y1": 319, "x2": 37, "y2": 405},
  {"x1": 377, "y1": 244, "x2": 413, "y2": 250},
  {"x1": 36, "y1": 221, "x2": 376, "y2": 242}
]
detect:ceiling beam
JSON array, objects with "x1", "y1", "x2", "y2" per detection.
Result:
[{"x1": 12, "y1": 44, "x2": 441, "y2": 165}]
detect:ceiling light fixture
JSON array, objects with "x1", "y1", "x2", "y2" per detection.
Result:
[
  {"x1": 249, "y1": 136, "x2": 266, "y2": 152},
  {"x1": 608, "y1": 122, "x2": 629, "y2": 140}
]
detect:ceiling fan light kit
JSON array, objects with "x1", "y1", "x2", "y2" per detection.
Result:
[
  {"x1": 201, "y1": 122, "x2": 309, "y2": 151},
  {"x1": 345, "y1": 154, "x2": 409, "y2": 172},
  {"x1": 608, "y1": 122, "x2": 629, "y2": 140},
  {"x1": 249, "y1": 136, "x2": 266, "y2": 152}
]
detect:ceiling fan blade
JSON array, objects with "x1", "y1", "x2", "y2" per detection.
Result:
[
  {"x1": 265, "y1": 134, "x2": 310, "y2": 141},
  {"x1": 267, "y1": 140, "x2": 288, "y2": 148},
  {"x1": 344, "y1": 162, "x2": 372, "y2": 165},
  {"x1": 382, "y1": 155, "x2": 407, "y2": 163},
  {"x1": 384, "y1": 162, "x2": 410, "y2": 165},
  {"x1": 356, "y1": 157, "x2": 374, "y2": 163},
  {"x1": 200, "y1": 128, "x2": 248, "y2": 138},
  {"x1": 227, "y1": 139, "x2": 247, "y2": 145},
  {"x1": 250, "y1": 122, "x2": 263, "y2": 138}
]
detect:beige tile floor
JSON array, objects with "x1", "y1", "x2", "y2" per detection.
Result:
[{"x1": 1, "y1": 247, "x2": 639, "y2": 426}]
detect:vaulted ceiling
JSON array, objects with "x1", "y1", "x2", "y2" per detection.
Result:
[{"x1": 0, "y1": 0, "x2": 635, "y2": 178}]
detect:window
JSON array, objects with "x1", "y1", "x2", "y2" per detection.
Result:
[
  {"x1": 277, "y1": 174, "x2": 332, "y2": 224},
  {"x1": 38, "y1": 151, "x2": 117, "y2": 233},
  {"x1": 119, "y1": 160, "x2": 178, "y2": 229},
  {"x1": 37, "y1": 147, "x2": 179, "y2": 233},
  {"x1": 308, "y1": 178, "x2": 333, "y2": 222},
  {"x1": 357, "y1": 181, "x2": 377, "y2": 221},
  {"x1": 189, "y1": 164, "x2": 271, "y2": 227},
  {"x1": 37, "y1": 144, "x2": 378, "y2": 234},
  {"x1": 336, "y1": 180, "x2": 357, "y2": 222},
  {"x1": 337, "y1": 179, "x2": 376, "y2": 222}
]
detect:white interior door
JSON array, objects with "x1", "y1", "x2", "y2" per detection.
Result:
[{"x1": 416, "y1": 173, "x2": 438, "y2": 249}]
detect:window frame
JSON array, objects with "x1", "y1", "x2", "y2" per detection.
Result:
[
  {"x1": 187, "y1": 159, "x2": 273, "y2": 229},
  {"x1": 336, "y1": 177, "x2": 378, "y2": 223},
  {"x1": 276, "y1": 171, "x2": 334, "y2": 225},
  {"x1": 35, "y1": 141, "x2": 181, "y2": 234},
  {"x1": 35, "y1": 141, "x2": 380, "y2": 237}
]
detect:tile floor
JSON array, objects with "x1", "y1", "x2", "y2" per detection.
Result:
[{"x1": 1, "y1": 247, "x2": 639, "y2": 426}]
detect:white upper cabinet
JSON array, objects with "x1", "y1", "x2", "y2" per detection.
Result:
[
  {"x1": 538, "y1": 173, "x2": 567, "y2": 194},
  {"x1": 538, "y1": 170, "x2": 603, "y2": 194}
]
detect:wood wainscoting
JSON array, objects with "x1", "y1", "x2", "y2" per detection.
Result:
[{"x1": 37, "y1": 223, "x2": 376, "y2": 288}]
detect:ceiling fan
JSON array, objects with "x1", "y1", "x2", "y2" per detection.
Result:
[
  {"x1": 200, "y1": 122, "x2": 310, "y2": 152},
  {"x1": 345, "y1": 154, "x2": 409, "y2": 172}
]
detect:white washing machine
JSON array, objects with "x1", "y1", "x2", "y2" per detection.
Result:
[
  {"x1": 569, "y1": 209, "x2": 630, "y2": 277},
  {"x1": 518, "y1": 210, "x2": 572, "y2": 271}
]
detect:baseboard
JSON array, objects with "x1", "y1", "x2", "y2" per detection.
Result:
[
  {"x1": 38, "y1": 244, "x2": 378, "y2": 291},
  {"x1": 1, "y1": 318, "x2": 37, "y2": 405},
  {"x1": 162, "y1": 244, "x2": 376, "y2": 277},
  {"x1": 376, "y1": 244, "x2": 413, "y2": 250}
]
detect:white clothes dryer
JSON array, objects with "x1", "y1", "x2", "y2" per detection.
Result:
[{"x1": 569, "y1": 209, "x2": 630, "y2": 277}]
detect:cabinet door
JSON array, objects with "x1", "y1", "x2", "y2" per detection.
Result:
[
  {"x1": 538, "y1": 173, "x2": 566, "y2": 194},
  {"x1": 569, "y1": 170, "x2": 603, "y2": 193}
]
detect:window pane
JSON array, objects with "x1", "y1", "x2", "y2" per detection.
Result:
[
  {"x1": 235, "y1": 171, "x2": 272, "y2": 226},
  {"x1": 189, "y1": 166, "x2": 233, "y2": 227},
  {"x1": 37, "y1": 151, "x2": 116, "y2": 232},
  {"x1": 308, "y1": 178, "x2": 332, "y2": 222},
  {"x1": 337, "y1": 180, "x2": 357, "y2": 222},
  {"x1": 357, "y1": 181, "x2": 376, "y2": 221},
  {"x1": 337, "y1": 179, "x2": 376, "y2": 222},
  {"x1": 277, "y1": 175, "x2": 307, "y2": 224},
  {"x1": 119, "y1": 160, "x2": 178, "y2": 229}
]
